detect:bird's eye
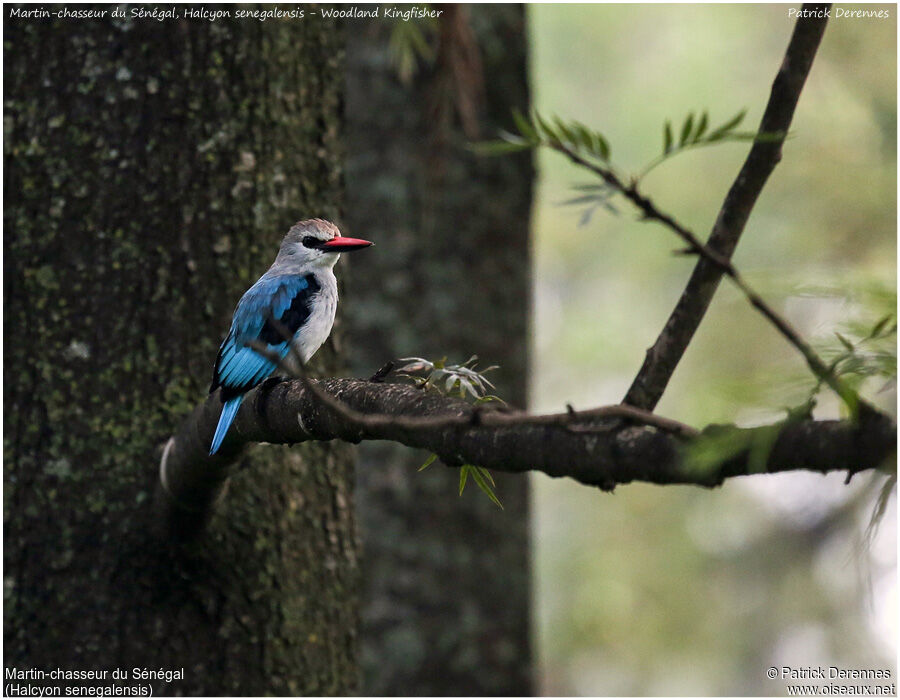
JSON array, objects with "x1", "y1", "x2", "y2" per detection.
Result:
[{"x1": 302, "y1": 236, "x2": 321, "y2": 249}]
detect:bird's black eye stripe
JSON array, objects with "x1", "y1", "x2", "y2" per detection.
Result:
[{"x1": 302, "y1": 235, "x2": 323, "y2": 249}]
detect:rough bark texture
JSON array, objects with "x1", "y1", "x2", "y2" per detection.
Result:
[
  {"x1": 4, "y1": 14, "x2": 357, "y2": 695},
  {"x1": 343, "y1": 5, "x2": 534, "y2": 695},
  {"x1": 163, "y1": 377, "x2": 897, "y2": 490}
]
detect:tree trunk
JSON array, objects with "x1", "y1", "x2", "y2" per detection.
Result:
[
  {"x1": 4, "y1": 15, "x2": 357, "y2": 695},
  {"x1": 344, "y1": 5, "x2": 534, "y2": 694}
]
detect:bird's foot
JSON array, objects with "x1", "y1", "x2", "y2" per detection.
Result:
[{"x1": 369, "y1": 361, "x2": 395, "y2": 383}]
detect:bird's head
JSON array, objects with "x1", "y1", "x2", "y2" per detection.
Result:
[{"x1": 278, "y1": 218, "x2": 373, "y2": 269}]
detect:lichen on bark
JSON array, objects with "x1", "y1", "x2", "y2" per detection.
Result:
[{"x1": 4, "y1": 14, "x2": 357, "y2": 694}]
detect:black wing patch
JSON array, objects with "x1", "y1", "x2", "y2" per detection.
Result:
[
  {"x1": 258, "y1": 274, "x2": 321, "y2": 345},
  {"x1": 209, "y1": 274, "x2": 321, "y2": 397}
]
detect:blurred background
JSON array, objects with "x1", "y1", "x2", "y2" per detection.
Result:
[
  {"x1": 527, "y1": 5, "x2": 896, "y2": 695},
  {"x1": 4, "y1": 5, "x2": 894, "y2": 696}
]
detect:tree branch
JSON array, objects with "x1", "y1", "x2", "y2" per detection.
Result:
[
  {"x1": 159, "y1": 377, "x2": 895, "y2": 534},
  {"x1": 246, "y1": 336, "x2": 699, "y2": 438},
  {"x1": 623, "y1": 4, "x2": 832, "y2": 410},
  {"x1": 551, "y1": 131, "x2": 857, "y2": 411}
]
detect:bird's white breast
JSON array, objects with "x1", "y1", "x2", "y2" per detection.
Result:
[{"x1": 291, "y1": 270, "x2": 337, "y2": 365}]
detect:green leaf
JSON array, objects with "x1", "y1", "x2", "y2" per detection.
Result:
[
  {"x1": 469, "y1": 466, "x2": 503, "y2": 509},
  {"x1": 709, "y1": 109, "x2": 747, "y2": 139},
  {"x1": 594, "y1": 132, "x2": 610, "y2": 161},
  {"x1": 459, "y1": 465, "x2": 470, "y2": 495},
  {"x1": 694, "y1": 111, "x2": 708, "y2": 140},
  {"x1": 747, "y1": 423, "x2": 782, "y2": 474},
  {"x1": 680, "y1": 113, "x2": 694, "y2": 146},
  {"x1": 870, "y1": 314, "x2": 894, "y2": 339},
  {"x1": 470, "y1": 139, "x2": 533, "y2": 156},
  {"x1": 475, "y1": 394, "x2": 507, "y2": 405},
  {"x1": 682, "y1": 428, "x2": 754, "y2": 477},
  {"x1": 664, "y1": 121, "x2": 673, "y2": 154},
  {"x1": 418, "y1": 453, "x2": 438, "y2": 471},
  {"x1": 835, "y1": 332, "x2": 855, "y2": 352},
  {"x1": 573, "y1": 122, "x2": 595, "y2": 151},
  {"x1": 560, "y1": 194, "x2": 606, "y2": 206},
  {"x1": 553, "y1": 116, "x2": 577, "y2": 145},
  {"x1": 865, "y1": 474, "x2": 897, "y2": 546},
  {"x1": 511, "y1": 108, "x2": 538, "y2": 142},
  {"x1": 388, "y1": 22, "x2": 435, "y2": 83},
  {"x1": 534, "y1": 111, "x2": 558, "y2": 143},
  {"x1": 477, "y1": 465, "x2": 496, "y2": 487},
  {"x1": 459, "y1": 377, "x2": 477, "y2": 398},
  {"x1": 750, "y1": 130, "x2": 785, "y2": 143}
]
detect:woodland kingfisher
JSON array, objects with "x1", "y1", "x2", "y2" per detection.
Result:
[{"x1": 208, "y1": 219, "x2": 373, "y2": 454}]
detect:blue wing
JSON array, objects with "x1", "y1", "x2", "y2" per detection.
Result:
[{"x1": 210, "y1": 272, "x2": 321, "y2": 400}]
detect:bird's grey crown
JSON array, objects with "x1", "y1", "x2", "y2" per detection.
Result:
[
  {"x1": 284, "y1": 218, "x2": 340, "y2": 244},
  {"x1": 274, "y1": 217, "x2": 342, "y2": 273}
]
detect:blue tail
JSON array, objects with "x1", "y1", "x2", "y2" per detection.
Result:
[{"x1": 210, "y1": 396, "x2": 243, "y2": 455}]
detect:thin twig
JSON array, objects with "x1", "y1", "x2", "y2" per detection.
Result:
[
  {"x1": 246, "y1": 339, "x2": 699, "y2": 438},
  {"x1": 623, "y1": 6, "x2": 832, "y2": 410},
  {"x1": 249, "y1": 317, "x2": 700, "y2": 437},
  {"x1": 551, "y1": 141, "x2": 858, "y2": 410}
]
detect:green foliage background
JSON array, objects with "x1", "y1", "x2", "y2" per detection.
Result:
[{"x1": 527, "y1": 5, "x2": 896, "y2": 694}]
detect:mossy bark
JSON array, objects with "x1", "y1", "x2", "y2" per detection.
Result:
[
  {"x1": 344, "y1": 5, "x2": 534, "y2": 694},
  {"x1": 4, "y1": 13, "x2": 357, "y2": 695}
]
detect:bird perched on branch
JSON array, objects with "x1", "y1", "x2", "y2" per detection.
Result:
[{"x1": 208, "y1": 219, "x2": 373, "y2": 454}]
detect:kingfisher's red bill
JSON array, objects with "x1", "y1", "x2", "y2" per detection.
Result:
[{"x1": 322, "y1": 236, "x2": 374, "y2": 252}]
